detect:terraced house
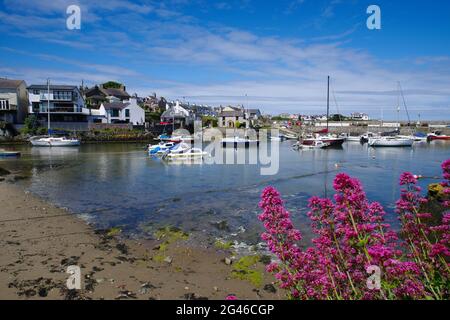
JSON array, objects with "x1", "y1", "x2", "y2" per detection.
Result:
[{"x1": 0, "y1": 78, "x2": 29, "y2": 124}]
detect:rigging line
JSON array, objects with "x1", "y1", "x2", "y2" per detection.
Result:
[
  {"x1": 331, "y1": 79, "x2": 342, "y2": 123},
  {"x1": 398, "y1": 82, "x2": 411, "y2": 124}
]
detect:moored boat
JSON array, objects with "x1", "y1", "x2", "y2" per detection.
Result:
[
  {"x1": 368, "y1": 137, "x2": 414, "y2": 147},
  {"x1": 427, "y1": 131, "x2": 450, "y2": 141},
  {"x1": 0, "y1": 150, "x2": 21, "y2": 157},
  {"x1": 163, "y1": 148, "x2": 208, "y2": 160},
  {"x1": 222, "y1": 137, "x2": 259, "y2": 147},
  {"x1": 302, "y1": 134, "x2": 345, "y2": 147},
  {"x1": 30, "y1": 136, "x2": 81, "y2": 147},
  {"x1": 294, "y1": 140, "x2": 330, "y2": 149},
  {"x1": 149, "y1": 142, "x2": 178, "y2": 155}
]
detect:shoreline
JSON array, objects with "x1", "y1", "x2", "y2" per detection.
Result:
[{"x1": 0, "y1": 181, "x2": 279, "y2": 300}]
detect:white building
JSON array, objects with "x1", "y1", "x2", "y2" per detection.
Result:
[
  {"x1": 27, "y1": 84, "x2": 89, "y2": 123},
  {"x1": 96, "y1": 98, "x2": 145, "y2": 125},
  {"x1": 351, "y1": 112, "x2": 370, "y2": 121}
]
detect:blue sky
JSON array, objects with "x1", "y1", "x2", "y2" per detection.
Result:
[{"x1": 1, "y1": 0, "x2": 450, "y2": 120}]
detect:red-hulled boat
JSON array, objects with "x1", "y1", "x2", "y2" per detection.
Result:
[
  {"x1": 302, "y1": 131, "x2": 345, "y2": 146},
  {"x1": 301, "y1": 76, "x2": 345, "y2": 147},
  {"x1": 427, "y1": 131, "x2": 450, "y2": 141}
]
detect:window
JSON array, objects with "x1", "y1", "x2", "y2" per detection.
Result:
[
  {"x1": 111, "y1": 109, "x2": 119, "y2": 117},
  {"x1": 125, "y1": 109, "x2": 130, "y2": 118},
  {"x1": 0, "y1": 100, "x2": 10, "y2": 110},
  {"x1": 33, "y1": 90, "x2": 39, "y2": 95}
]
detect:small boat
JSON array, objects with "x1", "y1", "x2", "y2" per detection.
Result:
[
  {"x1": 427, "y1": 131, "x2": 450, "y2": 141},
  {"x1": 166, "y1": 142, "x2": 191, "y2": 155},
  {"x1": 149, "y1": 142, "x2": 177, "y2": 155},
  {"x1": 368, "y1": 137, "x2": 414, "y2": 147},
  {"x1": 222, "y1": 137, "x2": 259, "y2": 147},
  {"x1": 270, "y1": 136, "x2": 282, "y2": 141},
  {"x1": 30, "y1": 136, "x2": 80, "y2": 147},
  {"x1": 302, "y1": 134, "x2": 345, "y2": 147},
  {"x1": 293, "y1": 140, "x2": 330, "y2": 149},
  {"x1": 158, "y1": 134, "x2": 182, "y2": 143},
  {"x1": 360, "y1": 132, "x2": 378, "y2": 143},
  {"x1": 0, "y1": 150, "x2": 21, "y2": 157},
  {"x1": 163, "y1": 148, "x2": 208, "y2": 160},
  {"x1": 282, "y1": 133, "x2": 298, "y2": 140},
  {"x1": 397, "y1": 132, "x2": 427, "y2": 142}
]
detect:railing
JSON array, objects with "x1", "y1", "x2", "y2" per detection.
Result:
[
  {"x1": 38, "y1": 106, "x2": 83, "y2": 113},
  {"x1": 39, "y1": 93, "x2": 73, "y2": 101}
]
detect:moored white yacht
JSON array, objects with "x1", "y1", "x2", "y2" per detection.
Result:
[
  {"x1": 30, "y1": 136, "x2": 81, "y2": 147},
  {"x1": 368, "y1": 136, "x2": 414, "y2": 147}
]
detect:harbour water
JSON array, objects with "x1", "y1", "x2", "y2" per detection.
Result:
[{"x1": 1, "y1": 140, "x2": 449, "y2": 247}]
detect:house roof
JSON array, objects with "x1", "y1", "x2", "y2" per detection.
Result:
[
  {"x1": 0, "y1": 78, "x2": 25, "y2": 89},
  {"x1": 219, "y1": 110, "x2": 244, "y2": 117},
  {"x1": 102, "y1": 102, "x2": 130, "y2": 110},
  {"x1": 27, "y1": 84, "x2": 78, "y2": 91},
  {"x1": 85, "y1": 85, "x2": 130, "y2": 100}
]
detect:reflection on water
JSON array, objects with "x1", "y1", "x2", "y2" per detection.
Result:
[{"x1": 1, "y1": 141, "x2": 449, "y2": 245}]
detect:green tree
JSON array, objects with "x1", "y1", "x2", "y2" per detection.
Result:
[{"x1": 21, "y1": 115, "x2": 40, "y2": 135}]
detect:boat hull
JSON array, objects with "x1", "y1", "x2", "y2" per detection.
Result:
[
  {"x1": 30, "y1": 139, "x2": 80, "y2": 147},
  {"x1": 302, "y1": 138, "x2": 345, "y2": 146},
  {"x1": 368, "y1": 138, "x2": 413, "y2": 147},
  {"x1": 0, "y1": 151, "x2": 21, "y2": 157},
  {"x1": 428, "y1": 135, "x2": 450, "y2": 141}
]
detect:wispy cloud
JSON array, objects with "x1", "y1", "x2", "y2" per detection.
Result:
[{"x1": 0, "y1": 0, "x2": 449, "y2": 119}]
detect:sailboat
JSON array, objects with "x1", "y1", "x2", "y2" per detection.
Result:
[
  {"x1": 302, "y1": 76, "x2": 345, "y2": 147},
  {"x1": 369, "y1": 82, "x2": 413, "y2": 147},
  {"x1": 30, "y1": 79, "x2": 80, "y2": 147}
]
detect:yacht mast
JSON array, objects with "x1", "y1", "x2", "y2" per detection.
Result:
[
  {"x1": 47, "y1": 78, "x2": 50, "y2": 133},
  {"x1": 326, "y1": 76, "x2": 330, "y2": 131}
]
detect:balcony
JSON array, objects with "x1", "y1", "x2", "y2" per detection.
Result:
[
  {"x1": 39, "y1": 93, "x2": 73, "y2": 101},
  {"x1": 33, "y1": 105, "x2": 83, "y2": 113}
]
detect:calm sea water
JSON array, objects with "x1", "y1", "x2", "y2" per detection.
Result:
[{"x1": 1, "y1": 141, "x2": 449, "y2": 246}]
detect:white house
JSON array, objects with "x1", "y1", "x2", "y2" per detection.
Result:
[
  {"x1": 27, "y1": 84, "x2": 89, "y2": 123},
  {"x1": 161, "y1": 100, "x2": 195, "y2": 128},
  {"x1": 351, "y1": 112, "x2": 370, "y2": 121},
  {"x1": 97, "y1": 98, "x2": 145, "y2": 125}
]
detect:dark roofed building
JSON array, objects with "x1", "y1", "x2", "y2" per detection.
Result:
[{"x1": 84, "y1": 83, "x2": 131, "y2": 108}]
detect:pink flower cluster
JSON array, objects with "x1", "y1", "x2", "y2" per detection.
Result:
[{"x1": 259, "y1": 159, "x2": 450, "y2": 300}]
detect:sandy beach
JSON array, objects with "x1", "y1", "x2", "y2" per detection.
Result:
[{"x1": 0, "y1": 179, "x2": 279, "y2": 300}]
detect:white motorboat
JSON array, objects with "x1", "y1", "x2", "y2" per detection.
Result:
[
  {"x1": 368, "y1": 137, "x2": 414, "y2": 147},
  {"x1": 166, "y1": 143, "x2": 191, "y2": 155},
  {"x1": 30, "y1": 136, "x2": 81, "y2": 147},
  {"x1": 149, "y1": 142, "x2": 177, "y2": 155},
  {"x1": 282, "y1": 133, "x2": 297, "y2": 140},
  {"x1": 346, "y1": 136, "x2": 362, "y2": 142},
  {"x1": 163, "y1": 148, "x2": 208, "y2": 160},
  {"x1": 222, "y1": 137, "x2": 259, "y2": 147},
  {"x1": 293, "y1": 140, "x2": 330, "y2": 149}
]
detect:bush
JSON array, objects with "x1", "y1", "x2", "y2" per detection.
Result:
[
  {"x1": 21, "y1": 115, "x2": 40, "y2": 135},
  {"x1": 259, "y1": 159, "x2": 450, "y2": 300}
]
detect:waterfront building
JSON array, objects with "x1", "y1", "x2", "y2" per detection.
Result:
[
  {"x1": 84, "y1": 83, "x2": 131, "y2": 108},
  {"x1": 351, "y1": 112, "x2": 370, "y2": 121},
  {"x1": 0, "y1": 78, "x2": 29, "y2": 124},
  {"x1": 161, "y1": 100, "x2": 195, "y2": 128},
  {"x1": 27, "y1": 84, "x2": 89, "y2": 123},
  {"x1": 218, "y1": 106, "x2": 249, "y2": 128},
  {"x1": 96, "y1": 98, "x2": 145, "y2": 125}
]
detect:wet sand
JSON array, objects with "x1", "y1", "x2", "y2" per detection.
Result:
[{"x1": 0, "y1": 182, "x2": 280, "y2": 300}]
